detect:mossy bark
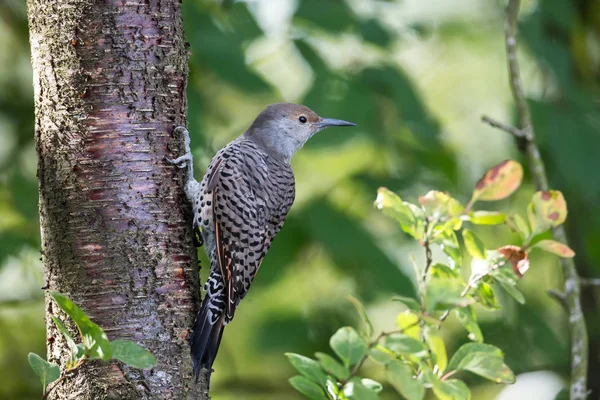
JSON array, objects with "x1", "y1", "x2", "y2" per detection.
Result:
[{"x1": 27, "y1": 0, "x2": 207, "y2": 398}]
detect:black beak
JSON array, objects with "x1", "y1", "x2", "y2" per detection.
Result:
[{"x1": 317, "y1": 118, "x2": 356, "y2": 128}]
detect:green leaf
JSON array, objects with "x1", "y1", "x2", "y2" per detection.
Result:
[
  {"x1": 348, "y1": 295, "x2": 374, "y2": 338},
  {"x1": 426, "y1": 266, "x2": 470, "y2": 312},
  {"x1": 392, "y1": 296, "x2": 421, "y2": 313},
  {"x1": 28, "y1": 353, "x2": 60, "y2": 389},
  {"x1": 382, "y1": 334, "x2": 428, "y2": 356},
  {"x1": 431, "y1": 376, "x2": 471, "y2": 400},
  {"x1": 512, "y1": 214, "x2": 531, "y2": 239},
  {"x1": 425, "y1": 326, "x2": 447, "y2": 372},
  {"x1": 330, "y1": 327, "x2": 368, "y2": 368},
  {"x1": 289, "y1": 375, "x2": 328, "y2": 400},
  {"x1": 467, "y1": 211, "x2": 506, "y2": 225},
  {"x1": 315, "y1": 352, "x2": 350, "y2": 380},
  {"x1": 475, "y1": 282, "x2": 501, "y2": 309},
  {"x1": 432, "y1": 227, "x2": 462, "y2": 269},
  {"x1": 369, "y1": 345, "x2": 397, "y2": 365},
  {"x1": 346, "y1": 381, "x2": 380, "y2": 400},
  {"x1": 528, "y1": 190, "x2": 568, "y2": 234},
  {"x1": 418, "y1": 190, "x2": 464, "y2": 219},
  {"x1": 498, "y1": 281, "x2": 526, "y2": 304},
  {"x1": 462, "y1": 229, "x2": 486, "y2": 259},
  {"x1": 360, "y1": 378, "x2": 383, "y2": 393},
  {"x1": 531, "y1": 239, "x2": 575, "y2": 258},
  {"x1": 470, "y1": 160, "x2": 523, "y2": 203},
  {"x1": 447, "y1": 343, "x2": 515, "y2": 383},
  {"x1": 454, "y1": 306, "x2": 483, "y2": 343},
  {"x1": 110, "y1": 340, "x2": 156, "y2": 370},
  {"x1": 375, "y1": 187, "x2": 422, "y2": 239},
  {"x1": 50, "y1": 291, "x2": 112, "y2": 361},
  {"x1": 51, "y1": 315, "x2": 82, "y2": 364},
  {"x1": 386, "y1": 360, "x2": 425, "y2": 400},
  {"x1": 396, "y1": 311, "x2": 421, "y2": 340}
]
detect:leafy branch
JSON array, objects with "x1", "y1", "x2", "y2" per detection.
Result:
[
  {"x1": 29, "y1": 291, "x2": 157, "y2": 399},
  {"x1": 286, "y1": 159, "x2": 575, "y2": 400},
  {"x1": 482, "y1": 1, "x2": 588, "y2": 398}
]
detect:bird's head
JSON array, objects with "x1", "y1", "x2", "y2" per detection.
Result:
[{"x1": 245, "y1": 103, "x2": 356, "y2": 162}]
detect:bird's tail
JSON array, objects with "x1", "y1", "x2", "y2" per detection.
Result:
[{"x1": 190, "y1": 295, "x2": 225, "y2": 384}]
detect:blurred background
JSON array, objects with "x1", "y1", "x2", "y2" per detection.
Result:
[{"x1": 1, "y1": 0, "x2": 599, "y2": 399}]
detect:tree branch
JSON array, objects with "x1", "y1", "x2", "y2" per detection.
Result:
[{"x1": 491, "y1": 2, "x2": 589, "y2": 398}]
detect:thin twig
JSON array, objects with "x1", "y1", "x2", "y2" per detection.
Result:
[
  {"x1": 481, "y1": 115, "x2": 530, "y2": 140},
  {"x1": 580, "y1": 278, "x2": 600, "y2": 287},
  {"x1": 547, "y1": 289, "x2": 569, "y2": 312},
  {"x1": 336, "y1": 323, "x2": 420, "y2": 392},
  {"x1": 499, "y1": 1, "x2": 589, "y2": 398}
]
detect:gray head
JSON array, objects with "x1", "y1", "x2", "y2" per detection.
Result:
[{"x1": 244, "y1": 103, "x2": 356, "y2": 162}]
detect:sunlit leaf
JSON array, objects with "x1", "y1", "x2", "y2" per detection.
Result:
[
  {"x1": 50, "y1": 291, "x2": 112, "y2": 361},
  {"x1": 454, "y1": 306, "x2": 483, "y2": 342},
  {"x1": 289, "y1": 375, "x2": 328, "y2": 400},
  {"x1": 431, "y1": 375, "x2": 471, "y2": 400},
  {"x1": 532, "y1": 239, "x2": 575, "y2": 258},
  {"x1": 497, "y1": 245, "x2": 530, "y2": 278},
  {"x1": 315, "y1": 352, "x2": 350, "y2": 381},
  {"x1": 447, "y1": 343, "x2": 515, "y2": 383},
  {"x1": 425, "y1": 326, "x2": 447, "y2": 372},
  {"x1": 348, "y1": 295, "x2": 374, "y2": 338},
  {"x1": 383, "y1": 334, "x2": 427, "y2": 356},
  {"x1": 509, "y1": 214, "x2": 531, "y2": 239},
  {"x1": 475, "y1": 282, "x2": 501, "y2": 309},
  {"x1": 432, "y1": 227, "x2": 462, "y2": 269},
  {"x1": 361, "y1": 378, "x2": 383, "y2": 393},
  {"x1": 28, "y1": 353, "x2": 60, "y2": 389},
  {"x1": 330, "y1": 327, "x2": 368, "y2": 368},
  {"x1": 528, "y1": 190, "x2": 568, "y2": 234},
  {"x1": 386, "y1": 360, "x2": 425, "y2": 400},
  {"x1": 470, "y1": 160, "x2": 523, "y2": 203},
  {"x1": 375, "y1": 188, "x2": 422, "y2": 239},
  {"x1": 467, "y1": 211, "x2": 506, "y2": 225},
  {"x1": 418, "y1": 190, "x2": 464, "y2": 218},
  {"x1": 346, "y1": 380, "x2": 380, "y2": 400},
  {"x1": 51, "y1": 316, "x2": 81, "y2": 364},
  {"x1": 369, "y1": 345, "x2": 397, "y2": 365},
  {"x1": 397, "y1": 311, "x2": 421, "y2": 340},
  {"x1": 462, "y1": 229, "x2": 486, "y2": 259},
  {"x1": 110, "y1": 340, "x2": 156, "y2": 369}
]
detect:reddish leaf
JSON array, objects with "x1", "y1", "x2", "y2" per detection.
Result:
[
  {"x1": 533, "y1": 240, "x2": 575, "y2": 258},
  {"x1": 528, "y1": 190, "x2": 567, "y2": 234},
  {"x1": 470, "y1": 160, "x2": 523, "y2": 203},
  {"x1": 497, "y1": 245, "x2": 529, "y2": 278}
]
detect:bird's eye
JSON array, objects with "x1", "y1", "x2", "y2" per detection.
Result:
[{"x1": 299, "y1": 116, "x2": 307, "y2": 124}]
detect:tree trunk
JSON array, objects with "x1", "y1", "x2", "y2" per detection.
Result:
[{"x1": 27, "y1": 0, "x2": 207, "y2": 398}]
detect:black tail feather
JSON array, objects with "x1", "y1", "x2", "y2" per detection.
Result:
[{"x1": 190, "y1": 296, "x2": 225, "y2": 385}]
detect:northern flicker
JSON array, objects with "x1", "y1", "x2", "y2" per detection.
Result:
[{"x1": 167, "y1": 103, "x2": 355, "y2": 384}]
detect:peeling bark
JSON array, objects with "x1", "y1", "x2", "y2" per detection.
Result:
[{"x1": 27, "y1": 0, "x2": 207, "y2": 398}]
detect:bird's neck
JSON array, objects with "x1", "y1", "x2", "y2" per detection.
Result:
[{"x1": 243, "y1": 129, "x2": 297, "y2": 163}]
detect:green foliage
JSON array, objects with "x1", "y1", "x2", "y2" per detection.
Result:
[
  {"x1": 287, "y1": 160, "x2": 574, "y2": 399},
  {"x1": 28, "y1": 291, "x2": 157, "y2": 396},
  {"x1": 27, "y1": 353, "x2": 59, "y2": 393}
]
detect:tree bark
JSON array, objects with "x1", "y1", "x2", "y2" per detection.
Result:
[{"x1": 27, "y1": 0, "x2": 207, "y2": 398}]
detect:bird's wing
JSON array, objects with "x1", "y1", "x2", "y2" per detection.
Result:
[{"x1": 210, "y1": 149, "x2": 281, "y2": 320}]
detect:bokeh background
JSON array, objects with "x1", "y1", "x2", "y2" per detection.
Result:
[{"x1": 1, "y1": 0, "x2": 599, "y2": 399}]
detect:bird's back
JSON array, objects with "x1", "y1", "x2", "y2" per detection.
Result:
[{"x1": 197, "y1": 136, "x2": 295, "y2": 316}]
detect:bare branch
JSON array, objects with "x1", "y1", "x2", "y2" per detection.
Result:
[
  {"x1": 481, "y1": 115, "x2": 530, "y2": 140},
  {"x1": 500, "y1": 1, "x2": 588, "y2": 398}
]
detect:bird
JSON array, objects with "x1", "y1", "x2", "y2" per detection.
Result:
[{"x1": 166, "y1": 102, "x2": 356, "y2": 386}]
